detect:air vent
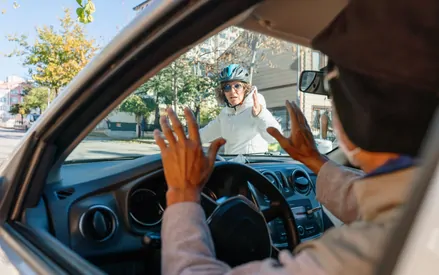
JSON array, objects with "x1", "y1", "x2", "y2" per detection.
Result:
[
  {"x1": 79, "y1": 206, "x2": 118, "y2": 242},
  {"x1": 55, "y1": 188, "x2": 75, "y2": 200},
  {"x1": 274, "y1": 171, "x2": 289, "y2": 191},
  {"x1": 291, "y1": 169, "x2": 311, "y2": 195},
  {"x1": 261, "y1": 171, "x2": 281, "y2": 190}
]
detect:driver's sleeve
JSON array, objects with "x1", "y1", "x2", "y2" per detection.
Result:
[
  {"x1": 162, "y1": 202, "x2": 326, "y2": 275},
  {"x1": 316, "y1": 160, "x2": 365, "y2": 224}
]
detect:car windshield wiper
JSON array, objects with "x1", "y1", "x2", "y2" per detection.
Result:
[
  {"x1": 221, "y1": 152, "x2": 286, "y2": 157},
  {"x1": 243, "y1": 152, "x2": 276, "y2": 156},
  {"x1": 64, "y1": 155, "x2": 144, "y2": 164}
]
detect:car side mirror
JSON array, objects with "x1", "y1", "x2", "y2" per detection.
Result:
[{"x1": 299, "y1": 70, "x2": 329, "y2": 96}]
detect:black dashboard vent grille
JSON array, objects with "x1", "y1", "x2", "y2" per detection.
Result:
[
  {"x1": 79, "y1": 206, "x2": 118, "y2": 242},
  {"x1": 274, "y1": 171, "x2": 288, "y2": 191},
  {"x1": 261, "y1": 171, "x2": 281, "y2": 190},
  {"x1": 55, "y1": 188, "x2": 75, "y2": 200},
  {"x1": 290, "y1": 169, "x2": 311, "y2": 195}
]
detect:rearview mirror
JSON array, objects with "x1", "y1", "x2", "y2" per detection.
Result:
[{"x1": 299, "y1": 70, "x2": 329, "y2": 96}]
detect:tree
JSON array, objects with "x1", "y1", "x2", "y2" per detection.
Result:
[
  {"x1": 75, "y1": 0, "x2": 96, "y2": 24},
  {"x1": 1, "y1": 1, "x2": 96, "y2": 24},
  {"x1": 23, "y1": 87, "x2": 54, "y2": 113},
  {"x1": 179, "y1": 73, "x2": 218, "y2": 124},
  {"x1": 6, "y1": 9, "x2": 98, "y2": 96},
  {"x1": 167, "y1": 58, "x2": 191, "y2": 111},
  {"x1": 119, "y1": 94, "x2": 156, "y2": 137},
  {"x1": 133, "y1": 53, "x2": 220, "y2": 128},
  {"x1": 9, "y1": 104, "x2": 29, "y2": 123},
  {"x1": 136, "y1": 69, "x2": 173, "y2": 127},
  {"x1": 199, "y1": 105, "x2": 221, "y2": 127},
  {"x1": 218, "y1": 29, "x2": 296, "y2": 83},
  {"x1": 120, "y1": 94, "x2": 156, "y2": 122}
]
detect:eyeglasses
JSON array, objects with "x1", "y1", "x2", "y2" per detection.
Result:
[{"x1": 223, "y1": 83, "x2": 243, "y2": 92}]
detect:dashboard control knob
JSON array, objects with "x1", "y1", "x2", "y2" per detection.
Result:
[
  {"x1": 143, "y1": 232, "x2": 161, "y2": 249},
  {"x1": 297, "y1": 225, "x2": 305, "y2": 236}
]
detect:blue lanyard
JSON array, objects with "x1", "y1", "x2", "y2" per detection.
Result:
[{"x1": 364, "y1": 155, "x2": 415, "y2": 178}]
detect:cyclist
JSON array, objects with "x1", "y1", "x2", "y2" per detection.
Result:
[{"x1": 199, "y1": 64, "x2": 282, "y2": 155}]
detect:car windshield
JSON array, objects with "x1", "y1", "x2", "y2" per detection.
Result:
[{"x1": 66, "y1": 27, "x2": 337, "y2": 163}]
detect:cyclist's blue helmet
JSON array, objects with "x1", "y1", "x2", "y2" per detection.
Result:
[{"x1": 219, "y1": 64, "x2": 250, "y2": 83}]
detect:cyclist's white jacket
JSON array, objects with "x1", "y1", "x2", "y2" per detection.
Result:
[{"x1": 199, "y1": 87, "x2": 282, "y2": 154}]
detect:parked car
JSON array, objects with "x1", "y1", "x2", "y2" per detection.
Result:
[{"x1": 23, "y1": 114, "x2": 40, "y2": 130}]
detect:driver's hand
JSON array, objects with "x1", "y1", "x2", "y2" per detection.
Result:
[
  {"x1": 267, "y1": 100, "x2": 328, "y2": 173},
  {"x1": 154, "y1": 107, "x2": 226, "y2": 207}
]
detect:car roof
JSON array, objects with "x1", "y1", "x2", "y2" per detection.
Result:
[{"x1": 238, "y1": 0, "x2": 348, "y2": 47}]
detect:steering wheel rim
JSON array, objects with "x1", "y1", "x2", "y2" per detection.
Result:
[{"x1": 201, "y1": 161, "x2": 300, "y2": 266}]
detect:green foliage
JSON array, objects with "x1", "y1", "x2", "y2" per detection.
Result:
[
  {"x1": 23, "y1": 87, "x2": 54, "y2": 112},
  {"x1": 76, "y1": 0, "x2": 96, "y2": 24},
  {"x1": 119, "y1": 94, "x2": 156, "y2": 122},
  {"x1": 6, "y1": 9, "x2": 98, "y2": 96},
  {"x1": 178, "y1": 74, "x2": 216, "y2": 107},
  {"x1": 132, "y1": 54, "x2": 221, "y2": 126},
  {"x1": 9, "y1": 104, "x2": 30, "y2": 121},
  {"x1": 1, "y1": 1, "x2": 94, "y2": 24},
  {"x1": 136, "y1": 69, "x2": 173, "y2": 106},
  {"x1": 199, "y1": 105, "x2": 221, "y2": 126}
]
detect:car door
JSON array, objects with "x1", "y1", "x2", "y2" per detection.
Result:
[
  {"x1": 0, "y1": 0, "x2": 262, "y2": 273},
  {"x1": 375, "y1": 109, "x2": 439, "y2": 275}
]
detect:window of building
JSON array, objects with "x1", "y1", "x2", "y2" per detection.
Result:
[
  {"x1": 312, "y1": 51, "x2": 320, "y2": 70},
  {"x1": 11, "y1": 97, "x2": 18, "y2": 103}
]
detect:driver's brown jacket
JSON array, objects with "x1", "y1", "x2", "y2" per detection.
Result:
[{"x1": 161, "y1": 162, "x2": 415, "y2": 275}]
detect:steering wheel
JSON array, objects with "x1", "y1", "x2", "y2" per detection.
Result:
[{"x1": 201, "y1": 161, "x2": 300, "y2": 267}]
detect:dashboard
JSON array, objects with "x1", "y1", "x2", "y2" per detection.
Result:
[{"x1": 32, "y1": 154, "x2": 329, "y2": 274}]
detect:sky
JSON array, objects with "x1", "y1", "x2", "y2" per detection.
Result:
[{"x1": 0, "y1": 0, "x2": 143, "y2": 81}]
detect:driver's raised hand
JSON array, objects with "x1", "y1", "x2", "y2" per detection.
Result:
[
  {"x1": 267, "y1": 100, "x2": 328, "y2": 173},
  {"x1": 154, "y1": 107, "x2": 226, "y2": 207}
]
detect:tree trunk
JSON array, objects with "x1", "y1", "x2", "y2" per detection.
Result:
[
  {"x1": 154, "y1": 93, "x2": 160, "y2": 128},
  {"x1": 194, "y1": 104, "x2": 201, "y2": 124},
  {"x1": 248, "y1": 35, "x2": 259, "y2": 84},
  {"x1": 173, "y1": 78, "x2": 178, "y2": 112}
]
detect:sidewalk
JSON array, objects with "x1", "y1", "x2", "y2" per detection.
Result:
[{"x1": 0, "y1": 124, "x2": 27, "y2": 132}]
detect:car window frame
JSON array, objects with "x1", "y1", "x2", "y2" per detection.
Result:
[{"x1": 376, "y1": 108, "x2": 439, "y2": 275}]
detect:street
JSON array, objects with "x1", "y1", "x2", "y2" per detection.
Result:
[
  {"x1": 67, "y1": 139, "x2": 161, "y2": 161},
  {"x1": 0, "y1": 128, "x2": 162, "y2": 165},
  {"x1": 0, "y1": 128, "x2": 25, "y2": 164}
]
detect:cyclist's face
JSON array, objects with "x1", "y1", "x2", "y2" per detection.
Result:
[{"x1": 223, "y1": 81, "x2": 245, "y2": 105}]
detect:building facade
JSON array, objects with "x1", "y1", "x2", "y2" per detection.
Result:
[{"x1": 0, "y1": 76, "x2": 27, "y2": 121}]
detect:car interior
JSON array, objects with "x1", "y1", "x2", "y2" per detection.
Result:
[{"x1": 0, "y1": 0, "x2": 368, "y2": 274}]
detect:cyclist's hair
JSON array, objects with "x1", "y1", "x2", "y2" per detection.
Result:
[{"x1": 215, "y1": 82, "x2": 252, "y2": 105}]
